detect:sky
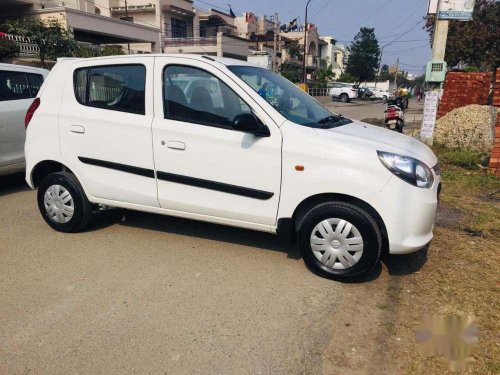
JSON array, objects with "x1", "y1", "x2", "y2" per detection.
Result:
[{"x1": 195, "y1": 0, "x2": 432, "y2": 75}]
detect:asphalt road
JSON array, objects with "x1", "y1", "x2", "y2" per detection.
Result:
[{"x1": 0, "y1": 173, "x2": 347, "y2": 375}]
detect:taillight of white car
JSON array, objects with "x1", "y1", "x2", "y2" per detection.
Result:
[{"x1": 25, "y1": 98, "x2": 40, "y2": 129}]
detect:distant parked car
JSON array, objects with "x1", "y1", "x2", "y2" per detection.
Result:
[
  {"x1": 363, "y1": 86, "x2": 391, "y2": 101},
  {"x1": 358, "y1": 87, "x2": 374, "y2": 100},
  {"x1": 0, "y1": 63, "x2": 48, "y2": 175},
  {"x1": 329, "y1": 82, "x2": 358, "y2": 103}
]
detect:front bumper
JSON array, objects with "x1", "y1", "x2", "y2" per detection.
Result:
[{"x1": 378, "y1": 175, "x2": 441, "y2": 254}]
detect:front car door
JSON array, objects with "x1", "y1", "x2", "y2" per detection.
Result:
[
  {"x1": 152, "y1": 57, "x2": 282, "y2": 228},
  {"x1": 59, "y1": 58, "x2": 158, "y2": 207}
]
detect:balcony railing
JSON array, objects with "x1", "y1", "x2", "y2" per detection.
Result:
[{"x1": 164, "y1": 36, "x2": 217, "y2": 47}]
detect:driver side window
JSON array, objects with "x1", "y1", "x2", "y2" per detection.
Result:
[{"x1": 163, "y1": 65, "x2": 251, "y2": 130}]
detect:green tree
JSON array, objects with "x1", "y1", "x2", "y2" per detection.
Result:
[
  {"x1": 1, "y1": 18, "x2": 75, "y2": 68},
  {"x1": 345, "y1": 27, "x2": 380, "y2": 82},
  {"x1": 286, "y1": 40, "x2": 301, "y2": 59},
  {"x1": 337, "y1": 72, "x2": 356, "y2": 83},
  {"x1": 316, "y1": 64, "x2": 334, "y2": 84},
  {"x1": 0, "y1": 38, "x2": 19, "y2": 60},
  {"x1": 425, "y1": 0, "x2": 499, "y2": 70}
]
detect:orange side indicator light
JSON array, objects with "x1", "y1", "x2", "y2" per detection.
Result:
[{"x1": 295, "y1": 165, "x2": 304, "y2": 171}]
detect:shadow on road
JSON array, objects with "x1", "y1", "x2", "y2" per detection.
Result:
[
  {"x1": 0, "y1": 172, "x2": 30, "y2": 197},
  {"x1": 115, "y1": 210, "x2": 302, "y2": 260}
]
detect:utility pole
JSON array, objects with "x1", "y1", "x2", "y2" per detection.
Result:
[
  {"x1": 302, "y1": 0, "x2": 312, "y2": 84},
  {"x1": 375, "y1": 42, "x2": 391, "y2": 88},
  {"x1": 124, "y1": 0, "x2": 131, "y2": 54},
  {"x1": 272, "y1": 13, "x2": 279, "y2": 72},
  {"x1": 393, "y1": 57, "x2": 399, "y2": 93},
  {"x1": 431, "y1": 0, "x2": 449, "y2": 61}
]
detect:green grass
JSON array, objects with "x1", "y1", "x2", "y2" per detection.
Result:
[{"x1": 432, "y1": 143, "x2": 489, "y2": 169}]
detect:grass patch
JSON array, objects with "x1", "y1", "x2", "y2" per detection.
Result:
[
  {"x1": 386, "y1": 147, "x2": 499, "y2": 374},
  {"x1": 432, "y1": 143, "x2": 489, "y2": 169}
]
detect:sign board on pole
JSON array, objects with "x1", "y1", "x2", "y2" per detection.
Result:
[
  {"x1": 420, "y1": 91, "x2": 440, "y2": 143},
  {"x1": 438, "y1": 0, "x2": 475, "y2": 20}
]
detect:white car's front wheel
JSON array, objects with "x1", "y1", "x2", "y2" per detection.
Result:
[{"x1": 297, "y1": 202, "x2": 382, "y2": 280}]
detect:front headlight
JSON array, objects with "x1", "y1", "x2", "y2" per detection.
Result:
[{"x1": 377, "y1": 151, "x2": 434, "y2": 188}]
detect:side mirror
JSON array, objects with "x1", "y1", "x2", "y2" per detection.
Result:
[{"x1": 232, "y1": 113, "x2": 270, "y2": 137}]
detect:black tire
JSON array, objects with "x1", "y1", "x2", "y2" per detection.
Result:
[
  {"x1": 37, "y1": 172, "x2": 92, "y2": 233},
  {"x1": 396, "y1": 120, "x2": 404, "y2": 133},
  {"x1": 339, "y1": 93, "x2": 349, "y2": 103},
  {"x1": 297, "y1": 201, "x2": 382, "y2": 280}
]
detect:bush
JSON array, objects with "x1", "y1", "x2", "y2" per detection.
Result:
[{"x1": 0, "y1": 37, "x2": 19, "y2": 59}]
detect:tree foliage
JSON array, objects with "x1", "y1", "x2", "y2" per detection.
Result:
[
  {"x1": 425, "y1": 0, "x2": 499, "y2": 70},
  {"x1": 346, "y1": 27, "x2": 380, "y2": 82},
  {"x1": 1, "y1": 18, "x2": 74, "y2": 67},
  {"x1": 316, "y1": 64, "x2": 334, "y2": 83},
  {"x1": 0, "y1": 37, "x2": 19, "y2": 60},
  {"x1": 338, "y1": 72, "x2": 356, "y2": 83}
]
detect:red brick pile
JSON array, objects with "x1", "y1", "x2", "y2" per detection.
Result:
[
  {"x1": 488, "y1": 68, "x2": 500, "y2": 176},
  {"x1": 437, "y1": 72, "x2": 492, "y2": 118}
]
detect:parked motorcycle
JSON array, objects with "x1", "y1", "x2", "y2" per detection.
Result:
[{"x1": 384, "y1": 104, "x2": 405, "y2": 133}]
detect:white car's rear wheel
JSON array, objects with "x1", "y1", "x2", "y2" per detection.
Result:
[{"x1": 37, "y1": 172, "x2": 92, "y2": 232}]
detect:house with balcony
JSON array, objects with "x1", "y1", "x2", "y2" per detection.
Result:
[
  {"x1": 163, "y1": 7, "x2": 252, "y2": 61},
  {"x1": 319, "y1": 36, "x2": 347, "y2": 79},
  {"x1": 0, "y1": 0, "x2": 162, "y2": 55},
  {"x1": 279, "y1": 24, "x2": 321, "y2": 81}
]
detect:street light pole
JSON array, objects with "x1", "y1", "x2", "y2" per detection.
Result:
[
  {"x1": 302, "y1": 0, "x2": 312, "y2": 85},
  {"x1": 375, "y1": 42, "x2": 391, "y2": 87}
]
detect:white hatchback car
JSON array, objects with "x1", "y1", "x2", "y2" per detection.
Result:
[
  {"x1": 25, "y1": 55, "x2": 440, "y2": 280},
  {"x1": 0, "y1": 63, "x2": 48, "y2": 175}
]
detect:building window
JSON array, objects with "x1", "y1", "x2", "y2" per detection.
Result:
[{"x1": 171, "y1": 18, "x2": 187, "y2": 38}]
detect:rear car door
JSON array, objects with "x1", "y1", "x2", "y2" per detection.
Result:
[
  {"x1": 151, "y1": 57, "x2": 282, "y2": 226},
  {"x1": 59, "y1": 58, "x2": 158, "y2": 207},
  {"x1": 0, "y1": 70, "x2": 38, "y2": 168}
]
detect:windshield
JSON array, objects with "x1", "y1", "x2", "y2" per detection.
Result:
[{"x1": 228, "y1": 66, "x2": 352, "y2": 128}]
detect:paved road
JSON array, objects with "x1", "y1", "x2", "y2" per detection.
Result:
[
  {"x1": 0, "y1": 173, "x2": 348, "y2": 375},
  {"x1": 320, "y1": 98, "x2": 424, "y2": 125}
]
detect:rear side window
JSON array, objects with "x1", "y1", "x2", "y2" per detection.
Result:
[
  {"x1": 74, "y1": 64, "x2": 145, "y2": 115},
  {"x1": 27, "y1": 73, "x2": 44, "y2": 97},
  {"x1": 0, "y1": 70, "x2": 31, "y2": 101}
]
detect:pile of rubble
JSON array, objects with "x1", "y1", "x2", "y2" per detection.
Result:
[{"x1": 434, "y1": 104, "x2": 495, "y2": 152}]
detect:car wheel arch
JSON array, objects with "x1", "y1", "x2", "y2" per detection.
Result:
[
  {"x1": 288, "y1": 193, "x2": 388, "y2": 251},
  {"x1": 31, "y1": 160, "x2": 74, "y2": 187}
]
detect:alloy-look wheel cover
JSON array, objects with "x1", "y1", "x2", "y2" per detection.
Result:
[
  {"x1": 43, "y1": 184, "x2": 74, "y2": 224},
  {"x1": 310, "y1": 218, "x2": 364, "y2": 270}
]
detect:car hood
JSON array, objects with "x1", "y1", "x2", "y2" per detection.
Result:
[{"x1": 314, "y1": 120, "x2": 438, "y2": 167}]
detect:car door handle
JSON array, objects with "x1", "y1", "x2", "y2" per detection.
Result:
[
  {"x1": 70, "y1": 125, "x2": 85, "y2": 134},
  {"x1": 166, "y1": 141, "x2": 186, "y2": 150}
]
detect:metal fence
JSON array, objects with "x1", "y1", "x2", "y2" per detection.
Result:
[
  {"x1": 164, "y1": 36, "x2": 217, "y2": 47},
  {"x1": 1, "y1": 33, "x2": 39, "y2": 57},
  {"x1": 308, "y1": 87, "x2": 331, "y2": 97}
]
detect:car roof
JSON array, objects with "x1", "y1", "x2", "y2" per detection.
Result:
[
  {"x1": 0, "y1": 63, "x2": 49, "y2": 74},
  {"x1": 58, "y1": 54, "x2": 259, "y2": 68}
]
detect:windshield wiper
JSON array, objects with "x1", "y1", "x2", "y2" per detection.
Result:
[{"x1": 318, "y1": 114, "x2": 347, "y2": 127}]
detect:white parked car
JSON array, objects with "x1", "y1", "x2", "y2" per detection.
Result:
[
  {"x1": 363, "y1": 86, "x2": 391, "y2": 101},
  {"x1": 329, "y1": 82, "x2": 358, "y2": 103},
  {"x1": 0, "y1": 63, "x2": 48, "y2": 175},
  {"x1": 25, "y1": 55, "x2": 440, "y2": 280}
]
